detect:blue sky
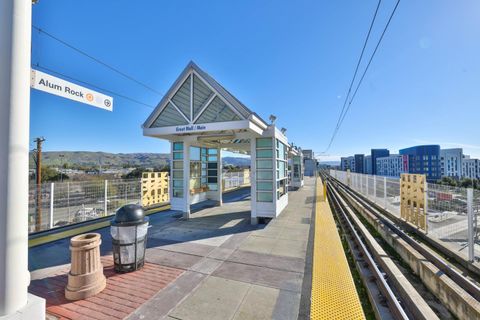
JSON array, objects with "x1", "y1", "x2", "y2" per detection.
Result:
[{"x1": 30, "y1": 0, "x2": 480, "y2": 161}]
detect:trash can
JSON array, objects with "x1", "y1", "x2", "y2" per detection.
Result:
[{"x1": 111, "y1": 204, "x2": 149, "y2": 273}]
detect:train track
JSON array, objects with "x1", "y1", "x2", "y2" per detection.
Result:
[{"x1": 322, "y1": 171, "x2": 480, "y2": 320}]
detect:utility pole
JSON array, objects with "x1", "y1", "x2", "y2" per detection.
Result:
[
  {"x1": 1, "y1": 0, "x2": 45, "y2": 317},
  {"x1": 33, "y1": 137, "x2": 45, "y2": 231}
]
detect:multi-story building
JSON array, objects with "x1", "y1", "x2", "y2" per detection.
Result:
[
  {"x1": 371, "y1": 149, "x2": 389, "y2": 175},
  {"x1": 302, "y1": 149, "x2": 314, "y2": 160},
  {"x1": 376, "y1": 154, "x2": 409, "y2": 177},
  {"x1": 340, "y1": 156, "x2": 355, "y2": 171},
  {"x1": 354, "y1": 154, "x2": 364, "y2": 173},
  {"x1": 364, "y1": 155, "x2": 372, "y2": 174},
  {"x1": 304, "y1": 158, "x2": 318, "y2": 176},
  {"x1": 399, "y1": 145, "x2": 441, "y2": 181},
  {"x1": 463, "y1": 158, "x2": 480, "y2": 180},
  {"x1": 440, "y1": 148, "x2": 463, "y2": 179}
]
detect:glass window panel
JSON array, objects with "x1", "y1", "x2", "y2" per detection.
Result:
[
  {"x1": 208, "y1": 169, "x2": 218, "y2": 177},
  {"x1": 173, "y1": 180, "x2": 183, "y2": 188},
  {"x1": 257, "y1": 149, "x2": 273, "y2": 158},
  {"x1": 208, "y1": 183, "x2": 218, "y2": 191},
  {"x1": 256, "y1": 138, "x2": 273, "y2": 148},
  {"x1": 151, "y1": 103, "x2": 188, "y2": 127},
  {"x1": 208, "y1": 162, "x2": 217, "y2": 169},
  {"x1": 190, "y1": 147, "x2": 201, "y2": 161},
  {"x1": 208, "y1": 148, "x2": 218, "y2": 155},
  {"x1": 173, "y1": 161, "x2": 183, "y2": 169},
  {"x1": 201, "y1": 169, "x2": 207, "y2": 176},
  {"x1": 257, "y1": 171, "x2": 273, "y2": 180},
  {"x1": 173, "y1": 142, "x2": 184, "y2": 151},
  {"x1": 196, "y1": 96, "x2": 241, "y2": 124},
  {"x1": 208, "y1": 156, "x2": 218, "y2": 162},
  {"x1": 257, "y1": 182, "x2": 273, "y2": 191},
  {"x1": 173, "y1": 171, "x2": 183, "y2": 179},
  {"x1": 208, "y1": 177, "x2": 218, "y2": 183},
  {"x1": 201, "y1": 163, "x2": 207, "y2": 169},
  {"x1": 173, "y1": 189, "x2": 184, "y2": 198},
  {"x1": 257, "y1": 192, "x2": 273, "y2": 202},
  {"x1": 173, "y1": 152, "x2": 183, "y2": 160},
  {"x1": 201, "y1": 147, "x2": 207, "y2": 155},
  {"x1": 257, "y1": 160, "x2": 272, "y2": 169}
]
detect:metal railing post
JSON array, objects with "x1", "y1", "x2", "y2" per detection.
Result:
[
  {"x1": 467, "y1": 188, "x2": 474, "y2": 262},
  {"x1": 384, "y1": 177, "x2": 387, "y2": 209},
  {"x1": 104, "y1": 180, "x2": 108, "y2": 217},
  {"x1": 49, "y1": 182, "x2": 54, "y2": 229}
]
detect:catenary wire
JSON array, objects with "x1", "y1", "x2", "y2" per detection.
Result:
[
  {"x1": 32, "y1": 25, "x2": 164, "y2": 97},
  {"x1": 33, "y1": 63, "x2": 156, "y2": 109},
  {"x1": 325, "y1": 0, "x2": 401, "y2": 152}
]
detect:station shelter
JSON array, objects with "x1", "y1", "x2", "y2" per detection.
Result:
[{"x1": 142, "y1": 62, "x2": 303, "y2": 224}]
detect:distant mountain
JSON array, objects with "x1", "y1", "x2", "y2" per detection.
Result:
[
  {"x1": 30, "y1": 151, "x2": 251, "y2": 169},
  {"x1": 222, "y1": 156, "x2": 251, "y2": 168},
  {"x1": 30, "y1": 151, "x2": 170, "y2": 169}
]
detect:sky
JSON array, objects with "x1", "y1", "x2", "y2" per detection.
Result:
[{"x1": 30, "y1": 0, "x2": 480, "y2": 162}]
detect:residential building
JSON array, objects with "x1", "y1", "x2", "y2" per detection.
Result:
[
  {"x1": 364, "y1": 155, "x2": 372, "y2": 174},
  {"x1": 399, "y1": 145, "x2": 441, "y2": 181},
  {"x1": 440, "y1": 148, "x2": 463, "y2": 179},
  {"x1": 371, "y1": 149, "x2": 389, "y2": 175},
  {"x1": 354, "y1": 154, "x2": 364, "y2": 173},
  {"x1": 463, "y1": 158, "x2": 480, "y2": 179},
  {"x1": 302, "y1": 149, "x2": 314, "y2": 160},
  {"x1": 340, "y1": 156, "x2": 354, "y2": 171},
  {"x1": 376, "y1": 154, "x2": 409, "y2": 177},
  {"x1": 304, "y1": 158, "x2": 318, "y2": 176}
]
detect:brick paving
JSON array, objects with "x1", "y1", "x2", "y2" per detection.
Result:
[{"x1": 29, "y1": 256, "x2": 184, "y2": 320}]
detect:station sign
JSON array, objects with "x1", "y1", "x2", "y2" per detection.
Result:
[{"x1": 30, "y1": 69, "x2": 113, "y2": 111}]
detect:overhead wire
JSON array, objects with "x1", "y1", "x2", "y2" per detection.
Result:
[
  {"x1": 32, "y1": 25, "x2": 164, "y2": 97},
  {"x1": 33, "y1": 63, "x2": 156, "y2": 109},
  {"x1": 324, "y1": 0, "x2": 401, "y2": 152}
]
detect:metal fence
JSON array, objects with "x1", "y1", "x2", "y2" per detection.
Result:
[
  {"x1": 29, "y1": 170, "x2": 252, "y2": 233},
  {"x1": 330, "y1": 169, "x2": 480, "y2": 264},
  {"x1": 29, "y1": 179, "x2": 142, "y2": 233},
  {"x1": 222, "y1": 170, "x2": 250, "y2": 190}
]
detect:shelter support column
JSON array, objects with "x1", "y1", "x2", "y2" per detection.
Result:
[
  {"x1": 183, "y1": 141, "x2": 191, "y2": 219},
  {"x1": 217, "y1": 148, "x2": 223, "y2": 206},
  {"x1": 0, "y1": 0, "x2": 45, "y2": 318}
]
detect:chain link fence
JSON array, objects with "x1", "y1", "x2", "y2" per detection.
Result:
[{"x1": 330, "y1": 169, "x2": 480, "y2": 263}]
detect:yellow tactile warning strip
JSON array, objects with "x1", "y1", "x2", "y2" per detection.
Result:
[{"x1": 311, "y1": 178, "x2": 365, "y2": 320}]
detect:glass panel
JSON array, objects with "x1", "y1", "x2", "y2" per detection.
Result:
[
  {"x1": 173, "y1": 189, "x2": 184, "y2": 198},
  {"x1": 173, "y1": 142, "x2": 184, "y2": 151},
  {"x1": 196, "y1": 96, "x2": 241, "y2": 123},
  {"x1": 257, "y1": 181, "x2": 273, "y2": 191},
  {"x1": 173, "y1": 161, "x2": 183, "y2": 169},
  {"x1": 190, "y1": 162, "x2": 201, "y2": 178},
  {"x1": 257, "y1": 160, "x2": 273, "y2": 169},
  {"x1": 171, "y1": 75, "x2": 191, "y2": 119},
  {"x1": 173, "y1": 180, "x2": 183, "y2": 188},
  {"x1": 208, "y1": 169, "x2": 218, "y2": 177},
  {"x1": 208, "y1": 162, "x2": 217, "y2": 169},
  {"x1": 208, "y1": 148, "x2": 218, "y2": 155},
  {"x1": 278, "y1": 161, "x2": 286, "y2": 179},
  {"x1": 208, "y1": 183, "x2": 218, "y2": 191},
  {"x1": 190, "y1": 178, "x2": 200, "y2": 190},
  {"x1": 193, "y1": 74, "x2": 214, "y2": 118},
  {"x1": 257, "y1": 171, "x2": 273, "y2": 180},
  {"x1": 208, "y1": 156, "x2": 218, "y2": 162},
  {"x1": 151, "y1": 102, "x2": 189, "y2": 127},
  {"x1": 208, "y1": 177, "x2": 218, "y2": 183},
  {"x1": 173, "y1": 171, "x2": 183, "y2": 179},
  {"x1": 257, "y1": 138, "x2": 272, "y2": 148},
  {"x1": 173, "y1": 152, "x2": 183, "y2": 160},
  {"x1": 190, "y1": 147, "x2": 201, "y2": 161},
  {"x1": 257, "y1": 192, "x2": 273, "y2": 202},
  {"x1": 257, "y1": 149, "x2": 273, "y2": 158}
]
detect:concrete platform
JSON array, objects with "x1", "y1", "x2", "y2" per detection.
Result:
[{"x1": 29, "y1": 179, "x2": 316, "y2": 320}]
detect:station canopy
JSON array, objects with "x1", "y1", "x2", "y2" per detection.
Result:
[{"x1": 143, "y1": 61, "x2": 269, "y2": 154}]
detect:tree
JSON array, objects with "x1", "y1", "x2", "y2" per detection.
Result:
[{"x1": 41, "y1": 166, "x2": 69, "y2": 182}]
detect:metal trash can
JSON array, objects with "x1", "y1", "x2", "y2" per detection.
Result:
[{"x1": 110, "y1": 204, "x2": 149, "y2": 273}]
